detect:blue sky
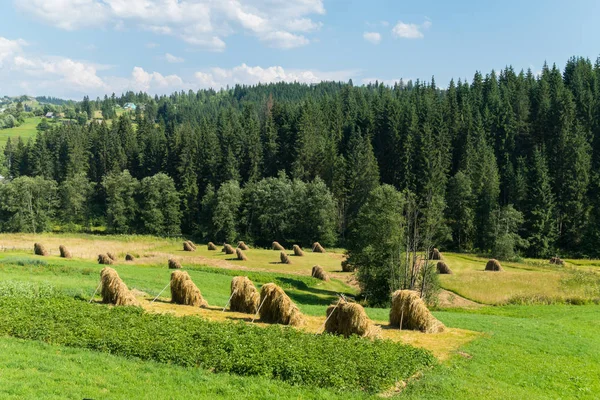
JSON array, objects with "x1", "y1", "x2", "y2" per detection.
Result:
[{"x1": 0, "y1": 0, "x2": 599, "y2": 99}]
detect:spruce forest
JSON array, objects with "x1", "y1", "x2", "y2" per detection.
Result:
[{"x1": 2, "y1": 56, "x2": 600, "y2": 258}]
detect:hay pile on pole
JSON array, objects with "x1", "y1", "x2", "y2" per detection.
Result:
[
  {"x1": 168, "y1": 258, "x2": 182, "y2": 269},
  {"x1": 237, "y1": 241, "x2": 249, "y2": 250},
  {"x1": 485, "y1": 259, "x2": 503, "y2": 271},
  {"x1": 272, "y1": 241, "x2": 285, "y2": 251},
  {"x1": 550, "y1": 257, "x2": 565, "y2": 266},
  {"x1": 98, "y1": 254, "x2": 113, "y2": 265},
  {"x1": 183, "y1": 241, "x2": 197, "y2": 252},
  {"x1": 341, "y1": 260, "x2": 354, "y2": 272},
  {"x1": 293, "y1": 245, "x2": 304, "y2": 256},
  {"x1": 229, "y1": 276, "x2": 260, "y2": 314},
  {"x1": 107, "y1": 252, "x2": 117, "y2": 262},
  {"x1": 258, "y1": 283, "x2": 304, "y2": 326},
  {"x1": 312, "y1": 242, "x2": 326, "y2": 253},
  {"x1": 34, "y1": 243, "x2": 48, "y2": 256},
  {"x1": 436, "y1": 261, "x2": 452, "y2": 274},
  {"x1": 236, "y1": 248, "x2": 248, "y2": 261},
  {"x1": 125, "y1": 253, "x2": 135, "y2": 261},
  {"x1": 100, "y1": 267, "x2": 140, "y2": 306},
  {"x1": 325, "y1": 300, "x2": 380, "y2": 338},
  {"x1": 429, "y1": 248, "x2": 443, "y2": 260},
  {"x1": 170, "y1": 270, "x2": 207, "y2": 307},
  {"x1": 223, "y1": 244, "x2": 235, "y2": 255},
  {"x1": 311, "y1": 265, "x2": 329, "y2": 281},
  {"x1": 280, "y1": 251, "x2": 292, "y2": 264},
  {"x1": 207, "y1": 242, "x2": 217, "y2": 251},
  {"x1": 59, "y1": 245, "x2": 71, "y2": 259},
  {"x1": 390, "y1": 290, "x2": 445, "y2": 333}
]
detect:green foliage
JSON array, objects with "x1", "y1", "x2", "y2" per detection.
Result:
[
  {"x1": 138, "y1": 173, "x2": 181, "y2": 236},
  {"x1": 103, "y1": 170, "x2": 139, "y2": 234},
  {"x1": 446, "y1": 171, "x2": 475, "y2": 251},
  {"x1": 0, "y1": 297, "x2": 435, "y2": 393},
  {"x1": 59, "y1": 172, "x2": 94, "y2": 229},
  {"x1": 491, "y1": 205, "x2": 526, "y2": 261},
  {"x1": 211, "y1": 180, "x2": 242, "y2": 243},
  {"x1": 0, "y1": 280, "x2": 58, "y2": 299}
]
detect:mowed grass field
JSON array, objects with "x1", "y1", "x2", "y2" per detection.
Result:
[
  {"x1": 0, "y1": 233, "x2": 599, "y2": 398},
  {"x1": 0, "y1": 116, "x2": 41, "y2": 147}
]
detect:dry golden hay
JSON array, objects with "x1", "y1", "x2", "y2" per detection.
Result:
[
  {"x1": 170, "y1": 270, "x2": 207, "y2": 307},
  {"x1": 485, "y1": 259, "x2": 503, "y2": 272},
  {"x1": 429, "y1": 248, "x2": 443, "y2": 260},
  {"x1": 168, "y1": 258, "x2": 182, "y2": 269},
  {"x1": 389, "y1": 290, "x2": 445, "y2": 333},
  {"x1": 272, "y1": 241, "x2": 285, "y2": 251},
  {"x1": 280, "y1": 251, "x2": 292, "y2": 264},
  {"x1": 311, "y1": 265, "x2": 329, "y2": 281},
  {"x1": 237, "y1": 241, "x2": 249, "y2": 250},
  {"x1": 325, "y1": 300, "x2": 380, "y2": 338},
  {"x1": 259, "y1": 283, "x2": 304, "y2": 326},
  {"x1": 223, "y1": 244, "x2": 235, "y2": 255},
  {"x1": 59, "y1": 245, "x2": 71, "y2": 259},
  {"x1": 436, "y1": 261, "x2": 452, "y2": 274},
  {"x1": 34, "y1": 243, "x2": 48, "y2": 256},
  {"x1": 550, "y1": 257, "x2": 565, "y2": 266},
  {"x1": 207, "y1": 242, "x2": 217, "y2": 251},
  {"x1": 341, "y1": 260, "x2": 355, "y2": 272},
  {"x1": 183, "y1": 241, "x2": 196, "y2": 252},
  {"x1": 100, "y1": 267, "x2": 140, "y2": 306},
  {"x1": 229, "y1": 276, "x2": 260, "y2": 314},
  {"x1": 293, "y1": 244, "x2": 305, "y2": 256},
  {"x1": 125, "y1": 253, "x2": 135, "y2": 261},
  {"x1": 107, "y1": 252, "x2": 117, "y2": 261},
  {"x1": 236, "y1": 247, "x2": 248, "y2": 261},
  {"x1": 98, "y1": 254, "x2": 113, "y2": 265},
  {"x1": 312, "y1": 242, "x2": 326, "y2": 253}
]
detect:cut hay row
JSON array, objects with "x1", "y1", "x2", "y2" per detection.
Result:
[
  {"x1": 170, "y1": 270, "x2": 207, "y2": 307},
  {"x1": 229, "y1": 276, "x2": 260, "y2": 314},
  {"x1": 485, "y1": 259, "x2": 503, "y2": 271},
  {"x1": 311, "y1": 265, "x2": 329, "y2": 281},
  {"x1": 312, "y1": 242, "x2": 326, "y2": 253},
  {"x1": 236, "y1": 248, "x2": 248, "y2": 261},
  {"x1": 59, "y1": 245, "x2": 71, "y2": 259},
  {"x1": 325, "y1": 300, "x2": 380, "y2": 338},
  {"x1": 280, "y1": 251, "x2": 292, "y2": 264},
  {"x1": 100, "y1": 267, "x2": 140, "y2": 306},
  {"x1": 98, "y1": 254, "x2": 113, "y2": 265},
  {"x1": 183, "y1": 240, "x2": 196, "y2": 252},
  {"x1": 125, "y1": 253, "x2": 135, "y2": 261},
  {"x1": 34, "y1": 243, "x2": 48, "y2": 256},
  {"x1": 222, "y1": 244, "x2": 235, "y2": 255},
  {"x1": 272, "y1": 241, "x2": 285, "y2": 251},
  {"x1": 389, "y1": 290, "x2": 445, "y2": 333},
  {"x1": 293, "y1": 244, "x2": 304, "y2": 257},
  {"x1": 168, "y1": 258, "x2": 182, "y2": 269},
  {"x1": 436, "y1": 261, "x2": 452, "y2": 274},
  {"x1": 207, "y1": 242, "x2": 217, "y2": 251},
  {"x1": 259, "y1": 283, "x2": 304, "y2": 326},
  {"x1": 237, "y1": 241, "x2": 249, "y2": 250}
]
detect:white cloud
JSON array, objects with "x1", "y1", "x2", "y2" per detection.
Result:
[
  {"x1": 0, "y1": 37, "x2": 26, "y2": 66},
  {"x1": 392, "y1": 19, "x2": 431, "y2": 39},
  {"x1": 165, "y1": 53, "x2": 184, "y2": 63},
  {"x1": 363, "y1": 32, "x2": 381, "y2": 45},
  {"x1": 14, "y1": 0, "x2": 324, "y2": 50}
]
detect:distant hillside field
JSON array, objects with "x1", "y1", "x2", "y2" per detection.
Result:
[{"x1": 0, "y1": 116, "x2": 41, "y2": 147}]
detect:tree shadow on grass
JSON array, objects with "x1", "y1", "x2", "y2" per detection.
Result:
[{"x1": 276, "y1": 277, "x2": 355, "y2": 306}]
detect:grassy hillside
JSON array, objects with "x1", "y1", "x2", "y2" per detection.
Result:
[{"x1": 0, "y1": 116, "x2": 41, "y2": 147}]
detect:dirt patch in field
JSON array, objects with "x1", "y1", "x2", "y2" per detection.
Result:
[{"x1": 437, "y1": 289, "x2": 483, "y2": 308}]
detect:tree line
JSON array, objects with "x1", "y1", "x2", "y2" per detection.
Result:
[{"x1": 2, "y1": 56, "x2": 600, "y2": 259}]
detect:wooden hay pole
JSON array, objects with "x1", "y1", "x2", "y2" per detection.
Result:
[{"x1": 389, "y1": 290, "x2": 445, "y2": 333}]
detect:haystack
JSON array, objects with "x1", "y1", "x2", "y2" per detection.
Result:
[
  {"x1": 485, "y1": 259, "x2": 503, "y2": 271},
  {"x1": 236, "y1": 248, "x2": 248, "y2": 261},
  {"x1": 168, "y1": 258, "x2": 182, "y2": 269},
  {"x1": 436, "y1": 261, "x2": 452, "y2": 274},
  {"x1": 229, "y1": 276, "x2": 260, "y2": 314},
  {"x1": 259, "y1": 283, "x2": 304, "y2": 326},
  {"x1": 125, "y1": 253, "x2": 135, "y2": 261},
  {"x1": 312, "y1": 242, "x2": 326, "y2": 253},
  {"x1": 237, "y1": 241, "x2": 249, "y2": 250},
  {"x1": 341, "y1": 260, "x2": 355, "y2": 272},
  {"x1": 389, "y1": 290, "x2": 445, "y2": 333},
  {"x1": 223, "y1": 244, "x2": 235, "y2": 255},
  {"x1": 34, "y1": 243, "x2": 48, "y2": 256},
  {"x1": 100, "y1": 267, "x2": 140, "y2": 306},
  {"x1": 207, "y1": 242, "x2": 217, "y2": 251},
  {"x1": 280, "y1": 251, "x2": 292, "y2": 264},
  {"x1": 59, "y1": 245, "x2": 71, "y2": 259},
  {"x1": 550, "y1": 257, "x2": 565, "y2": 266},
  {"x1": 325, "y1": 300, "x2": 380, "y2": 338},
  {"x1": 183, "y1": 240, "x2": 196, "y2": 251},
  {"x1": 98, "y1": 254, "x2": 113, "y2": 265},
  {"x1": 170, "y1": 270, "x2": 207, "y2": 307},
  {"x1": 293, "y1": 245, "x2": 304, "y2": 256},
  {"x1": 311, "y1": 265, "x2": 329, "y2": 281},
  {"x1": 429, "y1": 248, "x2": 443, "y2": 260},
  {"x1": 272, "y1": 241, "x2": 285, "y2": 251},
  {"x1": 107, "y1": 252, "x2": 117, "y2": 261}
]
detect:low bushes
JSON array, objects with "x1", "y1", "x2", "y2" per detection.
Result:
[{"x1": 0, "y1": 297, "x2": 435, "y2": 393}]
